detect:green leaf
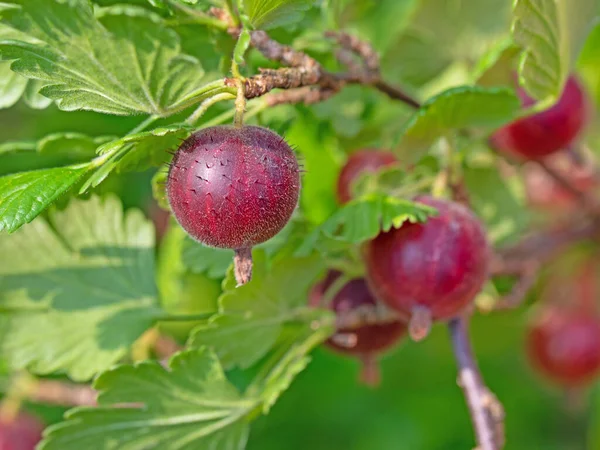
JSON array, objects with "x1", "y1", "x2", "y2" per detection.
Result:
[
  {"x1": 0, "y1": 61, "x2": 26, "y2": 108},
  {"x1": 0, "y1": 132, "x2": 114, "y2": 158},
  {"x1": 249, "y1": 313, "x2": 335, "y2": 413},
  {"x1": 182, "y1": 238, "x2": 234, "y2": 279},
  {"x1": 188, "y1": 252, "x2": 326, "y2": 369},
  {"x1": 151, "y1": 169, "x2": 169, "y2": 210},
  {"x1": 157, "y1": 221, "x2": 221, "y2": 340},
  {"x1": 97, "y1": 124, "x2": 192, "y2": 172},
  {"x1": 0, "y1": 1, "x2": 232, "y2": 116},
  {"x1": 577, "y1": 22, "x2": 600, "y2": 107},
  {"x1": 0, "y1": 195, "x2": 160, "y2": 381},
  {"x1": 0, "y1": 164, "x2": 90, "y2": 233},
  {"x1": 80, "y1": 124, "x2": 192, "y2": 194},
  {"x1": 472, "y1": 38, "x2": 520, "y2": 86},
  {"x1": 39, "y1": 349, "x2": 254, "y2": 450},
  {"x1": 352, "y1": 160, "x2": 438, "y2": 200},
  {"x1": 512, "y1": 0, "x2": 599, "y2": 102},
  {"x1": 181, "y1": 214, "x2": 308, "y2": 279},
  {"x1": 286, "y1": 111, "x2": 339, "y2": 224},
  {"x1": 464, "y1": 164, "x2": 530, "y2": 245},
  {"x1": 396, "y1": 86, "x2": 520, "y2": 159},
  {"x1": 383, "y1": 0, "x2": 511, "y2": 88},
  {"x1": 0, "y1": 63, "x2": 51, "y2": 110},
  {"x1": 22, "y1": 78, "x2": 52, "y2": 109},
  {"x1": 243, "y1": 0, "x2": 317, "y2": 29},
  {"x1": 295, "y1": 193, "x2": 437, "y2": 257}
]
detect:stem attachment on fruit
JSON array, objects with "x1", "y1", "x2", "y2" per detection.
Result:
[
  {"x1": 234, "y1": 247, "x2": 253, "y2": 286},
  {"x1": 408, "y1": 305, "x2": 432, "y2": 341},
  {"x1": 359, "y1": 354, "x2": 381, "y2": 387}
]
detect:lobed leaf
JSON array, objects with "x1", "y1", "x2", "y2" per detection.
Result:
[
  {"x1": 396, "y1": 86, "x2": 520, "y2": 159},
  {"x1": 0, "y1": 1, "x2": 230, "y2": 116},
  {"x1": 80, "y1": 123, "x2": 192, "y2": 193},
  {"x1": 464, "y1": 164, "x2": 531, "y2": 245},
  {"x1": 250, "y1": 315, "x2": 335, "y2": 413},
  {"x1": 39, "y1": 349, "x2": 253, "y2": 450},
  {"x1": 0, "y1": 132, "x2": 114, "y2": 158},
  {"x1": 0, "y1": 195, "x2": 160, "y2": 380},
  {"x1": 512, "y1": 0, "x2": 599, "y2": 103},
  {"x1": 295, "y1": 193, "x2": 436, "y2": 257},
  {"x1": 0, "y1": 164, "x2": 90, "y2": 233},
  {"x1": 188, "y1": 252, "x2": 326, "y2": 369},
  {"x1": 243, "y1": 0, "x2": 317, "y2": 29}
]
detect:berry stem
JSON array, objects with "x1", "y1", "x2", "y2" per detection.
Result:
[
  {"x1": 201, "y1": 97, "x2": 269, "y2": 129},
  {"x1": 234, "y1": 247, "x2": 253, "y2": 286},
  {"x1": 128, "y1": 115, "x2": 160, "y2": 135},
  {"x1": 186, "y1": 92, "x2": 236, "y2": 125},
  {"x1": 408, "y1": 305, "x2": 432, "y2": 341},
  {"x1": 449, "y1": 317, "x2": 504, "y2": 450},
  {"x1": 234, "y1": 78, "x2": 246, "y2": 128},
  {"x1": 359, "y1": 354, "x2": 381, "y2": 387}
]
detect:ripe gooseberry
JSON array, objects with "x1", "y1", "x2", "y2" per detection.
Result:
[
  {"x1": 337, "y1": 149, "x2": 397, "y2": 204},
  {"x1": 167, "y1": 125, "x2": 300, "y2": 285},
  {"x1": 363, "y1": 196, "x2": 490, "y2": 340},
  {"x1": 310, "y1": 271, "x2": 406, "y2": 386},
  {"x1": 490, "y1": 76, "x2": 589, "y2": 160},
  {"x1": 526, "y1": 306, "x2": 600, "y2": 387},
  {"x1": 0, "y1": 412, "x2": 44, "y2": 450}
]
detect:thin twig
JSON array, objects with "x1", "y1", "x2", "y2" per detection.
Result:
[
  {"x1": 186, "y1": 93, "x2": 235, "y2": 125},
  {"x1": 265, "y1": 86, "x2": 337, "y2": 105},
  {"x1": 334, "y1": 303, "x2": 405, "y2": 329},
  {"x1": 492, "y1": 221, "x2": 598, "y2": 276},
  {"x1": 372, "y1": 80, "x2": 421, "y2": 108},
  {"x1": 222, "y1": 28, "x2": 421, "y2": 108},
  {"x1": 492, "y1": 261, "x2": 539, "y2": 311},
  {"x1": 325, "y1": 30, "x2": 380, "y2": 74},
  {"x1": 28, "y1": 380, "x2": 97, "y2": 407},
  {"x1": 536, "y1": 159, "x2": 596, "y2": 212},
  {"x1": 449, "y1": 317, "x2": 504, "y2": 450},
  {"x1": 250, "y1": 30, "x2": 322, "y2": 69}
]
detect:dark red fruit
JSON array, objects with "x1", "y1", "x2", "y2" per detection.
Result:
[
  {"x1": 490, "y1": 76, "x2": 589, "y2": 160},
  {"x1": 167, "y1": 126, "x2": 300, "y2": 250},
  {"x1": 0, "y1": 412, "x2": 44, "y2": 450},
  {"x1": 310, "y1": 271, "x2": 406, "y2": 385},
  {"x1": 363, "y1": 196, "x2": 490, "y2": 339},
  {"x1": 526, "y1": 307, "x2": 600, "y2": 387},
  {"x1": 337, "y1": 149, "x2": 397, "y2": 204}
]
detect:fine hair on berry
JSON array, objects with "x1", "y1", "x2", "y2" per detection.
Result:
[{"x1": 166, "y1": 125, "x2": 300, "y2": 285}]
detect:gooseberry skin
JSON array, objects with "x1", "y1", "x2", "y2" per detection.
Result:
[
  {"x1": 490, "y1": 76, "x2": 588, "y2": 160},
  {"x1": 337, "y1": 150, "x2": 397, "y2": 204},
  {"x1": 363, "y1": 196, "x2": 490, "y2": 322},
  {"x1": 0, "y1": 412, "x2": 44, "y2": 450},
  {"x1": 167, "y1": 126, "x2": 300, "y2": 249},
  {"x1": 526, "y1": 308, "x2": 600, "y2": 387},
  {"x1": 310, "y1": 271, "x2": 406, "y2": 356}
]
